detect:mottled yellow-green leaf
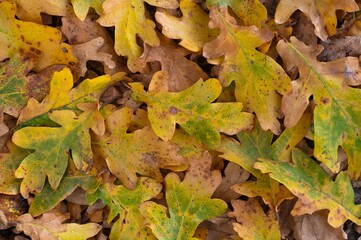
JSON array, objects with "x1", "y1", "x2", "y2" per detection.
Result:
[
  {"x1": 0, "y1": 1, "x2": 77, "y2": 70},
  {"x1": 87, "y1": 177, "x2": 161, "y2": 240},
  {"x1": 97, "y1": 107, "x2": 188, "y2": 189},
  {"x1": 217, "y1": 114, "x2": 310, "y2": 207},
  {"x1": 207, "y1": 0, "x2": 267, "y2": 27},
  {"x1": 130, "y1": 71, "x2": 254, "y2": 148},
  {"x1": 97, "y1": 0, "x2": 178, "y2": 71},
  {"x1": 0, "y1": 141, "x2": 31, "y2": 195},
  {"x1": 155, "y1": 0, "x2": 219, "y2": 52},
  {"x1": 71, "y1": 0, "x2": 104, "y2": 21},
  {"x1": 203, "y1": 8, "x2": 291, "y2": 134},
  {"x1": 12, "y1": 109, "x2": 103, "y2": 198},
  {"x1": 9, "y1": 0, "x2": 70, "y2": 23},
  {"x1": 18, "y1": 68, "x2": 123, "y2": 124},
  {"x1": 229, "y1": 199, "x2": 281, "y2": 239},
  {"x1": 255, "y1": 149, "x2": 361, "y2": 228},
  {"x1": 275, "y1": 0, "x2": 359, "y2": 41},
  {"x1": 30, "y1": 159, "x2": 100, "y2": 217},
  {"x1": 140, "y1": 152, "x2": 227, "y2": 240},
  {"x1": 0, "y1": 53, "x2": 36, "y2": 117},
  {"x1": 17, "y1": 211, "x2": 101, "y2": 240},
  {"x1": 277, "y1": 37, "x2": 361, "y2": 178}
]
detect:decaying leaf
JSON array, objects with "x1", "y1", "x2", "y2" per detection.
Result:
[
  {"x1": 12, "y1": 109, "x2": 104, "y2": 198},
  {"x1": 97, "y1": 0, "x2": 178, "y2": 71},
  {"x1": 207, "y1": 0, "x2": 267, "y2": 27},
  {"x1": 275, "y1": 0, "x2": 359, "y2": 40},
  {"x1": 131, "y1": 71, "x2": 254, "y2": 148},
  {"x1": 87, "y1": 177, "x2": 162, "y2": 240},
  {"x1": 135, "y1": 35, "x2": 208, "y2": 91},
  {"x1": 96, "y1": 107, "x2": 188, "y2": 189},
  {"x1": 277, "y1": 37, "x2": 361, "y2": 177},
  {"x1": 71, "y1": 37, "x2": 116, "y2": 76},
  {"x1": 0, "y1": 1, "x2": 77, "y2": 70},
  {"x1": 140, "y1": 152, "x2": 228, "y2": 240},
  {"x1": 71, "y1": 0, "x2": 104, "y2": 21},
  {"x1": 203, "y1": 8, "x2": 292, "y2": 134},
  {"x1": 255, "y1": 149, "x2": 361, "y2": 228},
  {"x1": 155, "y1": 0, "x2": 219, "y2": 52},
  {"x1": 229, "y1": 198, "x2": 281, "y2": 239},
  {"x1": 16, "y1": 210, "x2": 101, "y2": 240}
]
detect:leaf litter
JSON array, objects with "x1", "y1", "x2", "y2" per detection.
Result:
[{"x1": 0, "y1": 0, "x2": 361, "y2": 239}]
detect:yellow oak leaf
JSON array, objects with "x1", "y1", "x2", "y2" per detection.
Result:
[
  {"x1": 0, "y1": 1, "x2": 77, "y2": 71},
  {"x1": 277, "y1": 37, "x2": 361, "y2": 177},
  {"x1": 9, "y1": 0, "x2": 70, "y2": 23},
  {"x1": 203, "y1": 8, "x2": 291, "y2": 134},
  {"x1": 207, "y1": 0, "x2": 267, "y2": 27},
  {"x1": 71, "y1": 0, "x2": 104, "y2": 21},
  {"x1": 18, "y1": 68, "x2": 124, "y2": 124},
  {"x1": 97, "y1": 0, "x2": 178, "y2": 72},
  {"x1": 130, "y1": 71, "x2": 254, "y2": 148},
  {"x1": 275, "y1": 0, "x2": 359, "y2": 41},
  {"x1": 140, "y1": 152, "x2": 227, "y2": 240},
  {"x1": 87, "y1": 177, "x2": 161, "y2": 240},
  {"x1": 155, "y1": 0, "x2": 219, "y2": 52},
  {"x1": 16, "y1": 210, "x2": 101, "y2": 240},
  {"x1": 255, "y1": 149, "x2": 361, "y2": 228},
  {"x1": 229, "y1": 199, "x2": 281, "y2": 239},
  {"x1": 96, "y1": 107, "x2": 188, "y2": 189},
  {"x1": 12, "y1": 109, "x2": 104, "y2": 198}
]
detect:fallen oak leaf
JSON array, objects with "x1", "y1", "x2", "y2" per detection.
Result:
[
  {"x1": 71, "y1": 37, "x2": 116, "y2": 76},
  {"x1": 140, "y1": 152, "x2": 227, "y2": 240},
  {"x1": 0, "y1": 1, "x2": 77, "y2": 71},
  {"x1": 95, "y1": 107, "x2": 188, "y2": 189},
  {"x1": 130, "y1": 71, "x2": 254, "y2": 148},
  {"x1": 255, "y1": 149, "x2": 361, "y2": 228},
  {"x1": 16, "y1": 210, "x2": 101, "y2": 240},
  {"x1": 71, "y1": 0, "x2": 104, "y2": 21}
]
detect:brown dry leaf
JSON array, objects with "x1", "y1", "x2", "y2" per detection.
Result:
[
  {"x1": 293, "y1": 210, "x2": 347, "y2": 240},
  {"x1": 16, "y1": 210, "x2": 101, "y2": 240},
  {"x1": 71, "y1": 37, "x2": 116, "y2": 76},
  {"x1": 212, "y1": 162, "x2": 250, "y2": 203},
  {"x1": 0, "y1": 109, "x2": 9, "y2": 136},
  {"x1": 135, "y1": 35, "x2": 208, "y2": 91},
  {"x1": 61, "y1": 14, "x2": 126, "y2": 74},
  {"x1": 0, "y1": 194, "x2": 28, "y2": 226},
  {"x1": 318, "y1": 35, "x2": 361, "y2": 61}
]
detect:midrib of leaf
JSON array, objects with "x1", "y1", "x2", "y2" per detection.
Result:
[
  {"x1": 176, "y1": 188, "x2": 196, "y2": 240},
  {"x1": 285, "y1": 40, "x2": 357, "y2": 130}
]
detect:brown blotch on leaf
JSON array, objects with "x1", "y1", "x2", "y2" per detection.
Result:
[
  {"x1": 169, "y1": 106, "x2": 178, "y2": 115},
  {"x1": 321, "y1": 97, "x2": 330, "y2": 104}
]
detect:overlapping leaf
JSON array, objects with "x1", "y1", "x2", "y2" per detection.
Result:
[
  {"x1": 71, "y1": 0, "x2": 104, "y2": 21},
  {"x1": 140, "y1": 152, "x2": 227, "y2": 240},
  {"x1": 97, "y1": 0, "x2": 178, "y2": 71},
  {"x1": 12, "y1": 109, "x2": 104, "y2": 198},
  {"x1": 131, "y1": 71, "x2": 254, "y2": 148},
  {"x1": 229, "y1": 199, "x2": 281, "y2": 239},
  {"x1": 255, "y1": 149, "x2": 361, "y2": 228},
  {"x1": 275, "y1": 0, "x2": 359, "y2": 40},
  {"x1": 217, "y1": 114, "x2": 310, "y2": 207},
  {"x1": 155, "y1": 0, "x2": 219, "y2": 52},
  {"x1": 207, "y1": 0, "x2": 267, "y2": 27},
  {"x1": 87, "y1": 177, "x2": 162, "y2": 240},
  {"x1": 96, "y1": 107, "x2": 188, "y2": 189},
  {"x1": 0, "y1": 1, "x2": 77, "y2": 70},
  {"x1": 18, "y1": 68, "x2": 123, "y2": 124},
  {"x1": 277, "y1": 37, "x2": 361, "y2": 177},
  {"x1": 16, "y1": 210, "x2": 101, "y2": 240},
  {"x1": 203, "y1": 8, "x2": 291, "y2": 134}
]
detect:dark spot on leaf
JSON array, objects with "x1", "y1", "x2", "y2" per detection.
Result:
[
  {"x1": 169, "y1": 106, "x2": 178, "y2": 115},
  {"x1": 321, "y1": 97, "x2": 330, "y2": 104},
  {"x1": 62, "y1": 47, "x2": 68, "y2": 53}
]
